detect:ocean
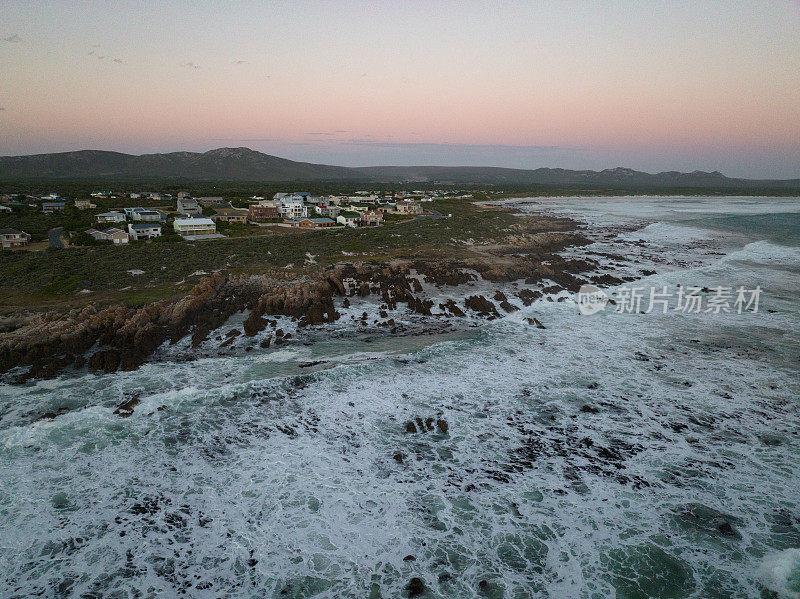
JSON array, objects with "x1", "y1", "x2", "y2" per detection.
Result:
[{"x1": 1, "y1": 196, "x2": 799, "y2": 598}]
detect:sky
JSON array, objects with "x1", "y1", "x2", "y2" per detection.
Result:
[{"x1": 1, "y1": 1, "x2": 799, "y2": 178}]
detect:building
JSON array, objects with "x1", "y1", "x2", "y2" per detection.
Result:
[
  {"x1": 212, "y1": 206, "x2": 249, "y2": 224},
  {"x1": 173, "y1": 217, "x2": 216, "y2": 237},
  {"x1": 396, "y1": 200, "x2": 423, "y2": 215},
  {"x1": 128, "y1": 222, "x2": 162, "y2": 240},
  {"x1": 316, "y1": 205, "x2": 341, "y2": 218},
  {"x1": 96, "y1": 211, "x2": 126, "y2": 224},
  {"x1": 125, "y1": 207, "x2": 166, "y2": 222},
  {"x1": 176, "y1": 191, "x2": 191, "y2": 199},
  {"x1": 286, "y1": 217, "x2": 336, "y2": 229},
  {"x1": 87, "y1": 227, "x2": 129, "y2": 244},
  {"x1": 177, "y1": 197, "x2": 202, "y2": 216},
  {"x1": 74, "y1": 199, "x2": 97, "y2": 210},
  {"x1": 0, "y1": 228, "x2": 31, "y2": 249},
  {"x1": 197, "y1": 196, "x2": 225, "y2": 207},
  {"x1": 278, "y1": 198, "x2": 307, "y2": 220},
  {"x1": 42, "y1": 202, "x2": 66, "y2": 213},
  {"x1": 248, "y1": 201, "x2": 280, "y2": 222},
  {"x1": 337, "y1": 212, "x2": 361, "y2": 227},
  {"x1": 361, "y1": 210, "x2": 384, "y2": 226}
]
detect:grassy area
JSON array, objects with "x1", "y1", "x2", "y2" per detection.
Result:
[{"x1": 0, "y1": 195, "x2": 548, "y2": 311}]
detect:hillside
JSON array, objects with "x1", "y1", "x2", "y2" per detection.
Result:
[{"x1": 0, "y1": 148, "x2": 798, "y2": 189}]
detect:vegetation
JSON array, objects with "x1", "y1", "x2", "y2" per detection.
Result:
[{"x1": 0, "y1": 193, "x2": 548, "y2": 310}]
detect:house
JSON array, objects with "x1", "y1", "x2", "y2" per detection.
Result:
[
  {"x1": 96, "y1": 211, "x2": 126, "y2": 224},
  {"x1": 173, "y1": 217, "x2": 216, "y2": 237},
  {"x1": 278, "y1": 198, "x2": 307, "y2": 220},
  {"x1": 316, "y1": 205, "x2": 341, "y2": 218},
  {"x1": 177, "y1": 198, "x2": 202, "y2": 216},
  {"x1": 361, "y1": 210, "x2": 384, "y2": 226},
  {"x1": 42, "y1": 201, "x2": 66, "y2": 213},
  {"x1": 74, "y1": 199, "x2": 97, "y2": 209},
  {"x1": 197, "y1": 196, "x2": 225, "y2": 207},
  {"x1": 248, "y1": 201, "x2": 280, "y2": 222},
  {"x1": 41, "y1": 193, "x2": 61, "y2": 201},
  {"x1": 125, "y1": 207, "x2": 165, "y2": 222},
  {"x1": 337, "y1": 212, "x2": 362, "y2": 227},
  {"x1": 129, "y1": 193, "x2": 141, "y2": 199},
  {"x1": 346, "y1": 204, "x2": 369, "y2": 213},
  {"x1": 286, "y1": 217, "x2": 336, "y2": 229},
  {"x1": 396, "y1": 200, "x2": 422, "y2": 215},
  {"x1": 0, "y1": 228, "x2": 31, "y2": 249},
  {"x1": 176, "y1": 191, "x2": 191, "y2": 199},
  {"x1": 128, "y1": 222, "x2": 162, "y2": 240},
  {"x1": 87, "y1": 227, "x2": 129, "y2": 244},
  {"x1": 0, "y1": 205, "x2": 12, "y2": 213},
  {"x1": 212, "y1": 206, "x2": 249, "y2": 224}
]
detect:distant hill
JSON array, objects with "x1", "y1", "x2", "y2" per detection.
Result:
[{"x1": 0, "y1": 147, "x2": 798, "y2": 190}]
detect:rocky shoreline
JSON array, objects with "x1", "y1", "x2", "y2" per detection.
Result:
[{"x1": 0, "y1": 228, "x2": 614, "y2": 384}]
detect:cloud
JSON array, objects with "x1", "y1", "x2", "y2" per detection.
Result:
[
  {"x1": 232, "y1": 60, "x2": 247, "y2": 65},
  {"x1": 182, "y1": 62, "x2": 200, "y2": 69},
  {"x1": 2, "y1": 34, "x2": 22, "y2": 43},
  {"x1": 113, "y1": 58, "x2": 124, "y2": 64}
]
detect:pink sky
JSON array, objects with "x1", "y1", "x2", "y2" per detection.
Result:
[{"x1": 1, "y1": 1, "x2": 798, "y2": 177}]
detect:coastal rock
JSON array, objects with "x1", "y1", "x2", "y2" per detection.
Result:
[{"x1": 464, "y1": 295, "x2": 500, "y2": 318}]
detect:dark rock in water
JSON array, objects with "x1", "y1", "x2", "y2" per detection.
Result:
[
  {"x1": 73, "y1": 355, "x2": 86, "y2": 370},
  {"x1": 525, "y1": 317, "x2": 546, "y2": 329},
  {"x1": 440, "y1": 299, "x2": 465, "y2": 317},
  {"x1": 298, "y1": 360, "x2": 325, "y2": 369},
  {"x1": 403, "y1": 555, "x2": 416, "y2": 562},
  {"x1": 380, "y1": 310, "x2": 388, "y2": 318},
  {"x1": 393, "y1": 452, "x2": 404, "y2": 464},
  {"x1": 438, "y1": 572, "x2": 452, "y2": 583},
  {"x1": 675, "y1": 503, "x2": 743, "y2": 539},
  {"x1": 405, "y1": 421, "x2": 418, "y2": 434},
  {"x1": 342, "y1": 298, "x2": 350, "y2": 308},
  {"x1": 407, "y1": 577, "x2": 425, "y2": 596},
  {"x1": 587, "y1": 382, "x2": 599, "y2": 389},
  {"x1": 464, "y1": 295, "x2": 500, "y2": 318},
  {"x1": 580, "y1": 405, "x2": 599, "y2": 414},
  {"x1": 493, "y1": 291, "x2": 509, "y2": 302},
  {"x1": 259, "y1": 338, "x2": 271, "y2": 348},
  {"x1": 498, "y1": 300, "x2": 518, "y2": 313},
  {"x1": 436, "y1": 419, "x2": 449, "y2": 434},
  {"x1": 478, "y1": 579, "x2": 489, "y2": 592},
  {"x1": 114, "y1": 395, "x2": 140, "y2": 418},
  {"x1": 226, "y1": 329, "x2": 241, "y2": 338},
  {"x1": 516, "y1": 288, "x2": 543, "y2": 306}
]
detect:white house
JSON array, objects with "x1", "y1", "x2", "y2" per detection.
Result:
[
  {"x1": 96, "y1": 211, "x2": 126, "y2": 224},
  {"x1": 278, "y1": 198, "x2": 307, "y2": 220},
  {"x1": 128, "y1": 222, "x2": 162, "y2": 240},
  {"x1": 177, "y1": 198, "x2": 202, "y2": 216},
  {"x1": 337, "y1": 213, "x2": 361, "y2": 227},
  {"x1": 0, "y1": 228, "x2": 31, "y2": 248},
  {"x1": 87, "y1": 227, "x2": 129, "y2": 244}
]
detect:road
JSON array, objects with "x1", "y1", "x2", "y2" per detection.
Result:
[{"x1": 48, "y1": 227, "x2": 64, "y2": 249}]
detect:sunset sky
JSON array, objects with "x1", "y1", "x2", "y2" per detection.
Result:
[{"x1": 1, "y1": 1, "x2": 798, "y2": 177}]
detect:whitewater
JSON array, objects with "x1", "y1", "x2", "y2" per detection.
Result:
[{"x1": 1, "y1": 196, "x2": 799, "y2": 598}]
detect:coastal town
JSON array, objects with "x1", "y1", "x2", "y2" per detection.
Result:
[{"x1": 0, "y1": 189, "x2": 470, "y2": 250}]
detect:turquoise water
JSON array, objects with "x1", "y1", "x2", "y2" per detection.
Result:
[{"x1": 1, "y1": 196, "x2": 799, "y2": 598}]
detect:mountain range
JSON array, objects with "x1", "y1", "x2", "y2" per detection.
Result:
[{"x1": 0, "y1": 147, "x2": 797, "y2": 189}]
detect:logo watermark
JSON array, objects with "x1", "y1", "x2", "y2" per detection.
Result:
[{"x1": 576, "y1": 285, "x2": 762, "y2": 315}]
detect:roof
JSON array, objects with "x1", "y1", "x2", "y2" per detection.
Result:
[
  {"x1": 130, "y1": 222, "x2": 161, "y2": 230},
  {"x1": 97, "y1": 211, "x2": 124, "y2": 217},
  {"x1": 103, "y1": 228, "x2": 127, "y2": 235},
  {"x1": 42, "y1": 201, "x2": 65, "y2": 206},
  {"x1": 288, "y1": 217, "x2": 335, "y2": 224},
  {"x1": 174, "y1": 217, "x2": 215, "y2": 226},
  {"x1": 0, "y1": 228, "x2": 24, "y2": 235}
]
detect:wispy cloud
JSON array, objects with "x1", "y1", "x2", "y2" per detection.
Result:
[
  {"x1": 232, "y1": 59, "x2": 247, "y2": 65},
  {"x1": 182, "y1": 62, "x2": 200, "y2": 69},
  {"x1": 2, "y1": 33, "x2": 22, "y2": 43},
  {"x1": 113, "y1": 58, "x2": 124, "y2": 64}
]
